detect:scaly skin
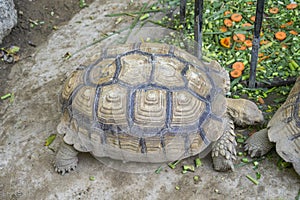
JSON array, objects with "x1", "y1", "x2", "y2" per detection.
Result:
[
  {"x1": 244, "y1": 128, "x2": 274, "y2": 157},
  {"x1": 212, "y1": 118, "x2": 237, "y2": 171},
  {"x1": 55, "y1": 142, "x2": 79, "y2": 175}
]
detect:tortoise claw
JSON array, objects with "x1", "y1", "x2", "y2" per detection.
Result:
[
  {"x1": 244, "y1": 143, "x2": 260, "y2": 157},
  {"x1": 54, "y1": 163, "x2": 77, "y2": 175}
]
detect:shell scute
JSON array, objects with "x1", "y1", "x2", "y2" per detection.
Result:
[
  {"x1": 171, "y1": 91, "x2": 206, "y2": 127},
  {"x1": 185, "y1": 65, "x2": 212, "y2": 98},
  {"x1": 133, "y1": 89, "x2": 167, "y2": 128},
  {"x1": 88, "y1": 58, "x2": 116, "y2": 85},
  {"x1": 153, "y1": 56, "x2": 186, "y2": 88},
  {"x1": 97, "y1": 84, "x2": 128, "y2": 125},
  {"x1": 72, "y1": 86, "x2": 96, "y2": 118},
  {"x1": 118, "y1": 54, "x2": 152, "y2": 86}
]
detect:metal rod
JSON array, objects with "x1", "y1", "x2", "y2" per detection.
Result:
[
  {"x1": 249, "y1": 0, "x2": 265, "y2": 88},
  {"x1": 180, "y1": 0, "x2": 186, "y2": 27},
  {"x1": 194, "y1": 0, "x2": 203, "y2": 60}
]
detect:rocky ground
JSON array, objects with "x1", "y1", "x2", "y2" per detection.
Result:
[{"x1": 0, "y1": 0, "x2": 299, "y2": 199}]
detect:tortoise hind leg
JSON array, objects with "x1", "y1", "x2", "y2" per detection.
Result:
[
  {"x1": 212, "y1": 119, "x2": 237, "y2": 171},
  {"x1": 244, "y1": 128, "x2": 274, "y2": 157},
  {"x1": 55, "y1": 142, "x2": 78, "y2": 175}
]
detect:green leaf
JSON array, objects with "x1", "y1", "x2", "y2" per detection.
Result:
[
  {"x1": 246, "y1": 175, "x2": 259, "y2": 185},
  {"x1": 7, "y1": 46, "x2": 20, "y2": 54},
  {"x1": 45, "y1": 134, "x2": 56, "y2": 146},
  {"x1": 79, "y1": 0, "x2": 88, "y2": 8}
]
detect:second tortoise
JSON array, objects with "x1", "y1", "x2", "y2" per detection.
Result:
[{"x1": 246, "y1": 76, "x2": 300, "y2": 176}]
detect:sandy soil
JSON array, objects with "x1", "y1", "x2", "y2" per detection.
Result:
[{"x1": 0, "y1": 0, "x2": 299, "y2": 199}]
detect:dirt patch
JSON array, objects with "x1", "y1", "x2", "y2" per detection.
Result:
[
  {"x1": 0, "y1": 0, "x2": 299, "y2": 200},
  {"x1": 0, "y1": 0, "x2": 94, "y2": 97}
]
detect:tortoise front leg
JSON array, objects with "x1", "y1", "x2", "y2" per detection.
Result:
[
  {"x1": 55, "y1": 142, "x2": 78, "y2": 175},
  {"x1": 211, "y1": 119, "x2": 237, "y2": 171},
  {"x1": 244, "y1": 128, "x2": 274, "y2": 157}
]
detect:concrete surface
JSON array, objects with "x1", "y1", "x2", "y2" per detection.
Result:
[{"x1": 0, "y1": 0, "x2": 299, "y2": 199}]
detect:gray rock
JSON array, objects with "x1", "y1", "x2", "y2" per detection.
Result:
[{"x1": 0, "y1": 0, "x2": 17, "y2": 44}]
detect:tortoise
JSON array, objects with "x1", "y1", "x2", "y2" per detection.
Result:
[
  {"x1": 245, "y1": 77, "x2": 300, "y2": 176},
  {"x1": 55, "y1": 42, "x2": 264, "y2": 174}
]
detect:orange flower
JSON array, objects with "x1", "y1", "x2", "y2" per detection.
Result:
[
  {"x1": 231, "y1": 13, "x2": 243, "y2": 22},
  {"x1": 286, "y1": 3, "x2": 297, "y2": 10},
  {"x1": 224, "y1": 10, "x2": 231, "y2": 16},
  {"x1": 242, "y1": 23, "x2": 252, "y2": 27},
  {"x1": 269, "y1": 7, "x2": 279, "y2": 14},
  {"x1": 230, "y1": 69, "x2": 242, "y2": 78},
  {"x1": 290, "y1": 30, "x2": 298, "y2": 35},
  {"x1": 233, "y1": 33, "x2": 246, "y2": 42},
  {"x1": 232, "y1": 62, "x2": 245, "y2": 71},
  {"x1": 235, "y1": 45, "x2": 247, "y2": 51},
  {"x1": 260, "y1": 40, "x2": 269, "y2": 45},
  {"x1": 280, "y1": 21, "x2": 294, "y2": 28},
  {"x1": 258, "y1": 53, "x2": 264, "y2": 57},
  {"x1": 275, "y1": 31, "x2": 287, "y2": 41},
  {"x1": 281, "y1": 43, "x2": 288, "y2": 49},
  {"x1": 244, "y1": 40, "x2": 253, "y2": 47},
  {"x1": 219, "y1": 26, "x2": 228, "y2": 32},
  {"x1": 250, "y1": 16, "x2": 256, "y2": 22},
  {"x1": 220, "y1": 37, "x2": 231, "y2": 48},
  {"x1": 257, "y1": 96, "x2": 265, "y2": 104},
  {"x1": 224, "y1": 19, "x2": 233, "y2": 27},
  {"x1": 258, "y1": 55, "x2": 270, "y2": 62}
]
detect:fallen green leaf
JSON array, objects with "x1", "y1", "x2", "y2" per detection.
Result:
[
  {"x1": 195, "y1": 158, "x2": 202, "y2": 168},
  {"x1": 246, "y1": 175, "x2": 259, "y2": 185},
  {"x1": 256, "y1": 172, "x2": 261, "y2": 180},
  {"x1": 193, "y1": 175, "x2": 199, "y2": 182},
  {"x1": 45, "y1": 134, "x2": 56, "y2": 146},
  {"x1": 168, "y1": 160, "x2": 180, "y2": 169},
  {"x1": 237, "y1": 138, "x2": 245, "y2": 143},
  {"x1": 155, "y1": 166, "x2": 163, "y2": 174},
  {"x1": 253, "y1": 161, "x2": 259, "y2": 166},
  {"x1": 183, "y1": 165, "x2": 195, "y2": 172},
  {"x1": 277, "y1": 158, "x2": 292, "y2": 170},
  {"x1": 139, "y1": 13, "x2": 150, "y2": 21},
  {"x1": 7, "y1": 46, "x2": 20, "y2": 54},
  {"x1": 1, "y1": 93, "x2": 11, "y2": 100},
  {"x1": 79, "y1": 0, "x2": 88, "y2": 8}
]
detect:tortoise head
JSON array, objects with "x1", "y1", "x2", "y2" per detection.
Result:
[{"x1": 226, "y1": 98, "x2": 264, "y2": 126}]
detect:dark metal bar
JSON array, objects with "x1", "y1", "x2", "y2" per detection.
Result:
[
  {"x1": 242, "y1": 77, "x2": 297, "y2": 88},
  {"x1": 194, "y1": 0, "x2": 203, "y2": 60},
  {"x1": 180, "y1": 0, "x2": 186, "y2": 27},
  {"x1": 249, "y1": 0, "x2": 265, "y2": 88}
]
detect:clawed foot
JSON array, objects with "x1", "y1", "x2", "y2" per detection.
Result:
[
  {"x1": 54, "y1": 157, "x2": 78, "y2": 175},
  {"x1": 244, "y1": 129, "x2": 274, "y2": 157},
  {"x1": 55, "y1": 142, "x2": 79, "y2": 175},
  {"x1": 244, "y1": 142, "x2": 263, "y2": 157}
]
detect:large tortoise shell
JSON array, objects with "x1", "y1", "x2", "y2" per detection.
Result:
[
  {"x1": 58, "y1": 43, "x2": 229, "y2": 163},
  {"x1": 267, "y1": 76, "x2": 300, "y2": 175}
]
